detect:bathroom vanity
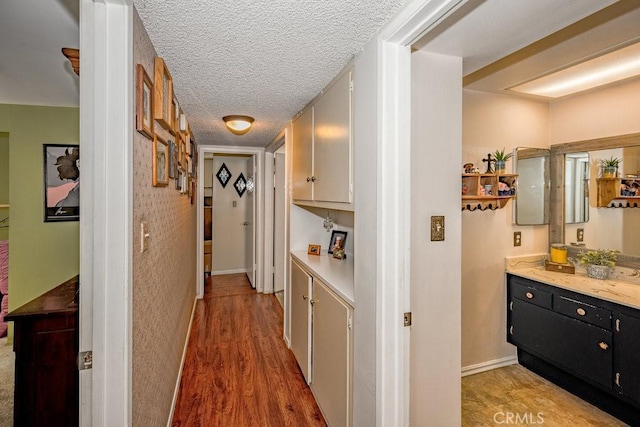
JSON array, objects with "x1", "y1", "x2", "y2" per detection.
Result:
[{"x1": 506, "y1": 268, "x2": 640, "y2": 424}]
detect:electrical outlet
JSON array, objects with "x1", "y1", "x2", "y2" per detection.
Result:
[
  {"x1": 431, "y1": 216, "x2": 444, "y2": 241},
  {"x1": 577, "y1": 228, "x2": 584, "y2": 242},
  {"x1": 514, "y1": 231, "x2": 522, "y2": 247}
]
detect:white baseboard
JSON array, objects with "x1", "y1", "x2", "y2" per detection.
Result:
[
  {"x1": 167, "y1": 297, "x2": 198, "y2": 427},
  {"x1": 211, "y1": 268, "x2": 248, "y2": 275},
  {"x1": 461, "y1": 355, "x2": 518, "y2": 377}
]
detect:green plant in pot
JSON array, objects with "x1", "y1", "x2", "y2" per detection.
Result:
[
  {"x1": 577, "y1": 249, "x2": 619, "y2": 280},
  {"x1": 493, "y1": 148, "x2": 513, "y2": 174},
  {"x1": 599, "y1": 156, "x2": 621, "y2": 178}
]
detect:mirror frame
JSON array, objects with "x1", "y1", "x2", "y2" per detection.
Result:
[{"x1": 549, "y1": 131, "x2": 640, "y2": 268}]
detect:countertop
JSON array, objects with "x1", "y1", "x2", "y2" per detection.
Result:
[
  {"x1": 291, "y1": 250, "x2": 354, "y2": 306},
  {"x1": 507, "y1": 266, "x2": 640, "y2": 310}
]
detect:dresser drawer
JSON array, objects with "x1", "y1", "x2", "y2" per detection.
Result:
[
  {"x1": 510, "y1": 277, "x2": 552, "y2": 310},
  {"x1": 555, "y1": 296, "x2": 611, "y2": 330}
]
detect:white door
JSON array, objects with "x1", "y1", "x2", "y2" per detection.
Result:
[
  {"x1": 273, "y1": 152, "x2": 286, "y2": 293},
  {"x1": 245, "y1": 155, "x2": 255, "y2": 287}
]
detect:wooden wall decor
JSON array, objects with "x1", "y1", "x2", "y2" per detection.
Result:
[{"x1": 61, "y1": 48, "x2": 80, "y2": 76}]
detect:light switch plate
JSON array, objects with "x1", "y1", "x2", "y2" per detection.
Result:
[
  {"x1": 431, "y1": 216, "x2": 444, "y2": 241},
  {"x1": 514, "y1": 231, "x2": 522, "y2": 246},
  {"x1": 140, "y1": 222, "x2": 149, "y2": 253},
  {"x1": 577, "y1": 228, "x2": 584, "y2": 242}
]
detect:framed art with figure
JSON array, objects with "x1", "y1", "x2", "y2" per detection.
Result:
[
  {"x1": 328, "y1": 230, "x2": 348, "y2": 254},
  {"x1": 44, "y1": 144, "x2": 80, "y2": 222},
  {"x1": 153, "y1": 134, "x2": 169, "y2": 187}
]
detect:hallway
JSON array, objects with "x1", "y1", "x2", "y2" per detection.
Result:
[{"x1": 171, "y1": 274, "x2": 325, "y2": 426}]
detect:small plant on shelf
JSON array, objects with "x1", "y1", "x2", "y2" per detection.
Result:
[
  {"x1": 599, "y1": 156, "x2": 621, "y2": 178},
  {"x1": 493, "y1": 148, "x2": 513, "y2": 174},
  {"x1": 577, "y1": 248, "x2": 619, "y2": 280}
]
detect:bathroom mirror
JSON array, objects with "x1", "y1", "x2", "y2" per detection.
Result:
[
  {"x1": 514, "y1": 147, "x2": 549, "y2": 225},
  {"x1": 564, "y1": 152, "x2": 589, "y2": 224}
]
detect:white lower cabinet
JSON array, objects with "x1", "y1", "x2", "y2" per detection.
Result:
[{"x1": 290, "y1": 259, "x2": 353, "y2": 426}]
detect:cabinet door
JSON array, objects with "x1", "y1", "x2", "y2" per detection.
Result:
[
  {"x1": 292, "y1": 107, "x2": 314, "y2": 201},
  {"x1": 614, "y1": 313, "x2": 640, "y2": 402},
  {"x1": 313, "y1": 71, "x2": 352, "y2": 203},
  {"x1": 290, "y1": 261, "x2": 312, "y2": 383},
  {"x1": 312, "y1": 279, "x2": 352, "y2": 426},
  {"x1": 510, "y1": 298, "x2": 612, "y2": 389}
]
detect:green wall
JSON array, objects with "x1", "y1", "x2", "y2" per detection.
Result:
[
  {"x1": 0, "y1": 104, "x2": 79, "y2": 314},
  {"x1": 0, "y1": 132, "x2": 8, "y2": 241}
]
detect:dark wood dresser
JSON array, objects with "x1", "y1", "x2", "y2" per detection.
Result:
[{"x1": 5, "y1": 276, "x2": 79, "y2": 427}]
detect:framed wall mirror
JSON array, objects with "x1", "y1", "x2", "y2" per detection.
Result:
[
  {"x1": 514, "y1": 147, "x2": 550, "y2": 225},
  {"x1": 549, "y1": 132, "x2": 640, "y2": 266}
]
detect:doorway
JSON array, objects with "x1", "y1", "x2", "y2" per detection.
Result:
[
  {"x1": 197, "y1": 146, "x2": 265, "y2": 298},
  {"x1": 272, "y1": 146, "x2": 286, "y2": 306}
]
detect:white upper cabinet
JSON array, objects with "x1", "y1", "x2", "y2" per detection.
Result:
[{"x1": 292, "y1": 69, "x2": 353, "y2": 208}]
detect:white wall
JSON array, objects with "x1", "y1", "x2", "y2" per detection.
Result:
[
  {"x1": 410, "y1": 50, "x2": 463, "y2": 426},
  {"x1": 461, "y1": 89, "x2": 549, "y2": 369},
  {"x1": 212, "y1": 156, "x2": 250, "y2": 274}
]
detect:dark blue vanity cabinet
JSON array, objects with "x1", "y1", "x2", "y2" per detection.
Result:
[{"x1": 506, "y1": 273, "x2": 640, "y2": 423}]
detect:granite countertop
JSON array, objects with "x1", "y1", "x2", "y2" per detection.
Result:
[
  {"x1": 291, "y1": 250, "x2": 354, "y2": 306},
  {"x1": 506, "y1": 255, "x2": 640, "y2": 310}
]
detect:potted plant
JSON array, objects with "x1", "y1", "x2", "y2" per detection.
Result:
[
  {"x1": 577, "y1": 249, "x2": 619, "y2": 280},
  {"x1": 493, "y1": 148, "x2": 513, "y2": 174},
  {"x1": 599, "y1": 156, "x2": 621, "y2": 178}
]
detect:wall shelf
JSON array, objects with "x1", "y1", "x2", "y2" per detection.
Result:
[
  {"x1": 597, "y1": 178, "x2": 640, "y2": 207},
  {"x1": 462, "y1": 173, "x2": 517, "y2": 211}
]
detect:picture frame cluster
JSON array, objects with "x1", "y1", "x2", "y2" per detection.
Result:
[{"x1": 136, "y1": 56, "x2": 198, "y2": 202}]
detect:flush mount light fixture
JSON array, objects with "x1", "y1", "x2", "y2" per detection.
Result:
[
  {"x1": 223, "y1": 115, "x2": 254, "y2": 135},
  {"x1": 509, "y1": 42, "x2": 640, "y2": 99}
]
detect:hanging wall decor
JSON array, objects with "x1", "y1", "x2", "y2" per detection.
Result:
[
  {"x1": 234, "y1": 173, "x2": 247, "y2": 197},
  {"x1": 216, "y1": 163, "x2": 232, "y2": 188},
  {"x1": 43, "y1": 144, "x2": 80, "y2": 222}
]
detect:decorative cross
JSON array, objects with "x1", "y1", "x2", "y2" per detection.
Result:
[{"x1": 482, "y1": 153, "x2": 494, "y2": 173}]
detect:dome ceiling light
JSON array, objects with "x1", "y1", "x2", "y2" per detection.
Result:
[{"x1": 223, "y1": 115, "x2": 254, "y2": 135}]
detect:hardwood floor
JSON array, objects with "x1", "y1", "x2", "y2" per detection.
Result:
[
  {"x1": 462, "y1": 364, "x2": 628, "y2": 426},
  {"x1": 171, "y1": 273, "x2": 325, "y2": 426}
]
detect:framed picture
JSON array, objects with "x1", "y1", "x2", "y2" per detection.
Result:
[
  {"x1": 308, "y1": 244, "x2": 321, "y2": 256},
  {"x1": 152, "y1": 134, "x2": 169, "y2": 187},
  {"x1": 172, "y1": 97, "x2": 180, "y2": 134},
  {"x1": 168, "y1": 139, "x2": 177, "y2": 179},
  {"x1": 153, "y1": 57, "x2": 173, "y2": 131},
  {"x1": 136, "y1": 64, "x2": 154, "y2": 139},
  {"x1": 176, "y1": 134, "x2": 184, "y2": 168},
  {"x1": 43, "y1": 144, "x2": 80, "y2": 222},
  {"x1": 328, "y1": 230, "x2": 348, "y2": 254}
]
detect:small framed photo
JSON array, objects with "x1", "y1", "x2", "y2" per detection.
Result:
[
  {"x1": 308, "y1": 244, "x2": 321, "y2": 256},
  {"x1": 152, "y1": 134, "x2": 169, "y2": 187},
  {"x1": 153, "y1": 57, "x2": 173, "y2": 131},
  {"x1": 43, "y1": 144, "x2": 80, "y2": 222},
  {"x1": 136, "y1": 64, "x2": 154, "y2": 139},
  {"x1": 332, "y1": 248, "x2": 346, "y2": 260},
  {"x1": 328, "y1": 230, "x2": 348, "y2": 254}
]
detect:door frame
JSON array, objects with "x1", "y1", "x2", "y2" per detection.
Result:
[{"x1": 196, "y1": 145, "x2": 265, "y2": 298}]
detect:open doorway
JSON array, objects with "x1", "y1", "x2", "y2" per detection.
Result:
[{"x1": 197, "y1": 146, "x2": 264, "y2": 298}]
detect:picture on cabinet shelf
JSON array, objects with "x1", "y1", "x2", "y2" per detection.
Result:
[
  {"x1": 308, "y1": 244, "x2": 321, "y2": 256},
  {"x1": 328, "y1": 230, "x2": 348, "y2": 255}
]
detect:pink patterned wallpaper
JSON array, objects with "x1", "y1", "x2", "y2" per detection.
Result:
[{"x1": 132, "y1": 10, "x2": 197, "y2": 426}]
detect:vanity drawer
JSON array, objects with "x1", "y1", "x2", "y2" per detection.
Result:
[
  {"x1": 510, "y1": 278, "x2": 552, "y2": 310},
  {"x1": 555, "y1": 296, "x2": 612, "y2": 330}
]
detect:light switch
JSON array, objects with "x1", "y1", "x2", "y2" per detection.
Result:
[
  {"x1": 140, "y1": 222, "x2": 150, "y2": 253},
  {"x1": 430, "y1": 216, "x2": 444, "y2": 241},
  {"x1": 577, "y1": 228, "x2": 584, "y2": 242}
]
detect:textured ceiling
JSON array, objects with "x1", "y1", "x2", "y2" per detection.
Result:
[{"x1": 134, "y1": 0, "x2": 408, "y2": 147}]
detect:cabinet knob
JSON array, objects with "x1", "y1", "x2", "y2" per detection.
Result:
[
  {"x1": 599, "y1": 342, "x2": 609, "y2": 350},
  {"x1": 311, "y1": 176, "x2": 317, "y2": 182},
  {"x1": 310, "y1": 299, "x2": 318, "y2": 305},
  {"x1": 302, "y1": 295, "x2": 309, "y2": 300},
  {"x1": 576, "y1": 308, "x2": 586, "y2": 316},
  {"x1": 306, "y1": 177, "x2": 311, "y2": 182},
  {"x1": 525, "y1": 292, "x2": 534, "y2": 299}
]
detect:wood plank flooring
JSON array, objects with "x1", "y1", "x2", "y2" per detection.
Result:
[
  {"x1": 462, "y1": 364, "x2": 628, "y2": 426},
  {"x1": 171, "y1": 273, "x2": 325, "y2": 426}
]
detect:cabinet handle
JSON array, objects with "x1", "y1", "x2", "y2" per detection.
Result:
[
  {"x1": 310, "y1": 299, "x2": 318, "y2": 305},
  {"x1": 598, "y1": 342, "x2": 609, "y2": 350},
  {"x1": 615, "y1": 373, "x2": 621, "y2": 387},
  {"x1": 525, "y1": 292, "x2": 534, "y2": 299},
  {"x1": 509, "y1": 301, "x2": 513, "y2": 311},
  {"x1": 509, "y1": 325, "x2": 513, "y2": 335},
  {"x1": 576, "y1": 308, "x2": 586, "y2": 316},
  {"x1": 302, "y1": 295, "x2": 309, "y2": 300}
]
